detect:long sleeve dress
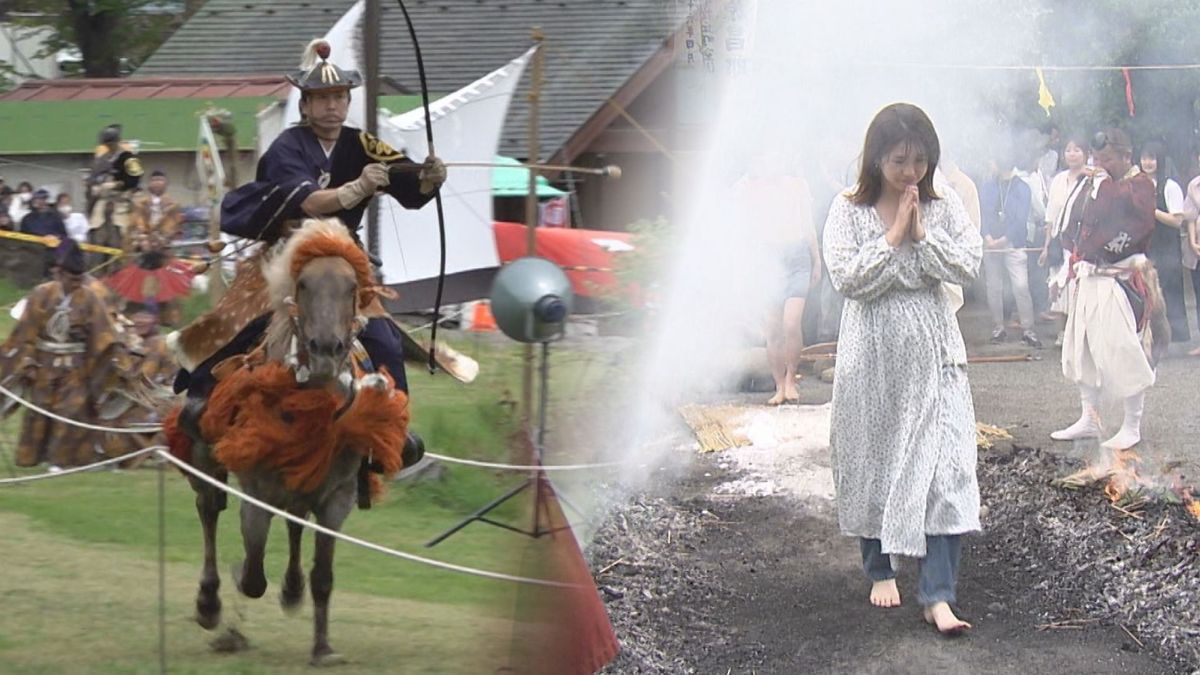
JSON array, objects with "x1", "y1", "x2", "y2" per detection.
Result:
[{"x1": 822, "y1": 190, "x2": 983, "y2": 557}]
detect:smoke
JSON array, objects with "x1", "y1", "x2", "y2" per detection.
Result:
[{"x1": 580, "y1": 0, "x2": 1195, "y2": 503}]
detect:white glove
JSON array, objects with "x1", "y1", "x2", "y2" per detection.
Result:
[
  {"x1": 419, "y1": 156, "x2": 447, "y2": 195},
  {"x1": 336, "y1": 163, "x2": 391, "y2": 209}
]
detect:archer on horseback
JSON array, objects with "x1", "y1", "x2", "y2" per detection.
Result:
[{"x1": 171, "y1": 39, "x2": 445, "y2": 466}]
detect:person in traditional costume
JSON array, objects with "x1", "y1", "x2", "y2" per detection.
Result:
[
  {"x1": 130, "y1": 169, "x2": 183, "y2": 243},
  {"x1": 86, "y1": 124, "x2": 144, "y2": 269},
  {"x1": 823, "y1": 103, "x2": 981, "y2": 636},
  {"x1": 109, "y1": 169, "x2": 193, "y2": 327},
  {"x1": 170, "y1": 39, "x2": 444, "y2": 465},
  {"x1": 99, "y1": 309, "x2": 171, "y2": 467},
  {"x1": 0, "y1": 240, "x2": 122, "y2": 468},
  {"x1": 1050, "y1": 128, "x2": 1164, "y2": 451}
]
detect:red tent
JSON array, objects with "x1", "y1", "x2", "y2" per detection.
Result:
[{"x1": 493, "y1": 221, "x2": 635, "y2": 302}]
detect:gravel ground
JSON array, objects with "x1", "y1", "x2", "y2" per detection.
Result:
[{"x1": 586, "y1": 300, "x2": 1200, "y2": 674}]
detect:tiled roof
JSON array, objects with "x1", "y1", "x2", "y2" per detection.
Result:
[
  {"x1": 0, "y1": 76, "x2": 292, "y2": 102},
  {"x1": 136, "y1": 0, "x2": 675, "y2": 158}
]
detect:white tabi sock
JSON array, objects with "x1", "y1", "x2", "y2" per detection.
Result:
[
  {"x1": 1051, "y1": 384, "x2": 1102, "y2": 441},
  {"x1": 1101, "y1": 391, "x2": 1144, "y2": 450}
]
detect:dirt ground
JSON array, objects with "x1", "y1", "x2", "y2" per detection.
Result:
[{"x1": 590, "y1": 301, "x2": 1200, "y2": 674}]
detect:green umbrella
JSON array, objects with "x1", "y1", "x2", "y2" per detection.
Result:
[{"x1": 491, "y1": 155, "x2": 568, "y2": 198}]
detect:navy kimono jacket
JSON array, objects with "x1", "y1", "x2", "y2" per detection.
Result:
[{"x1": 220, "y1": 124, "x2": 433, "y2": 241}]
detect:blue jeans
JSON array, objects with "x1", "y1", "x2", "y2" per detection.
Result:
[{"x1": 860, "y1": 535, "x2": 961, "y2": 605}]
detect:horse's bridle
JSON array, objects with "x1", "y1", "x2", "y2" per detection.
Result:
[{"x1": 282, "y1": 293, "x2": 368, "y2": 388}]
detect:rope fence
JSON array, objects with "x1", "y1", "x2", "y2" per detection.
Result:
[
  {"x1": 155, "y1": 450, "x2": 578, "y2": 588},
  {"x1": 0, "y1": 445, "x2": 161, "y2": 485},
  {"x1": 0, "y1": 384, "x2": 633, "y2": 473}
]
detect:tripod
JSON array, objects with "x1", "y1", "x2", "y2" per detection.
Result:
[{"x1": 425, "y1": 340, "x2": 580, "y2": 547}]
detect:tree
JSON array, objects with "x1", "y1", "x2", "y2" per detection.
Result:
[{"x1": 1, "y1": 0, "x2": 204, "y2": 80}]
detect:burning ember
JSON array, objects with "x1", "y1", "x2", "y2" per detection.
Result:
[
  {"x1": 1055, "y1": 446, "x2": 1200, "y2": 523},
  {"x1": 1101, "y1": 449, "x2": 1149, "y2": 504},
  {"x1": 1183, "y1": 490, "x2": 1200, "y2": 522}
]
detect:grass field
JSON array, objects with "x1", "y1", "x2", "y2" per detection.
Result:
[{"x1": 0, "y1": 278, "x2": 614, "y2": 673}]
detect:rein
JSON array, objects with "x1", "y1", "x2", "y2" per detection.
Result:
[{"x1": 280, "y1": 286, "x2": 370, "y2": 423}]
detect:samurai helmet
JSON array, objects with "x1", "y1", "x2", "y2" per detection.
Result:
[
  {"x1": 98, "y1": 123, "x2": 122, "y2": 145},
  {"x1": 286, "y1": 39, "x2": 362, "y2": 92}
]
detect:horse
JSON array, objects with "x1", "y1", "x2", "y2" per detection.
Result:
[{"x1": 164, "y1": 218, "x2": 409, "y2": 665}]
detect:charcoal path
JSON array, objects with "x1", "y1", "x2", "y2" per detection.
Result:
[{"x1": 595, "y1": 307, "x2": 1199, "y2": 674}]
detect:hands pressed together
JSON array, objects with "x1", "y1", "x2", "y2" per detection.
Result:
[{"x1": 886, "y1": 185, "x2": 925, "y2": 247}]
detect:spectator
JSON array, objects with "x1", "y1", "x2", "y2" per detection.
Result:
[
  {"x1": 1041, "y1": 133, "x2": 1090, "y2": 344},
  {"x1": 1038, "y1": 122, "x2": 1063, "y2": 193},
  {"x1": 56, "y1": 193, "x2": 91, "y2": 244},
  {"x1": 1138, "y1": 140, "x2": 1189, "y2": 342},
  {"x1": 0, "y1": 211, "x2": 13, "y2": 232},
  {"x1": 1014, "y1": 135, "x2": 1049, "y2": 319},
  {"x1": 1180, "y1": 142, "x2": 1200, "y2": 356},
  {"x1": 937, "y1": 151, "x2": 981, "y2": 313},
  {"x1": 979, "y1": 156, "x2": 1041, "y2": 346},
  {"x1": 734, "y1": 149, "x2": 821, "y2": 405},
  {"x1": 0, "y1": 185, "x2": 13, "y2": 229},
  {"x1": 9, "y1": 181, "x2": 34, "y2": 223},
  {"x1": 20, "y1": 188, "x2": 69, "y2": 277}
]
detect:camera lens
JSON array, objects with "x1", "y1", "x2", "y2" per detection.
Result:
[{"x1": 533, "y1": 295, "x2": 567, "y2": 323}]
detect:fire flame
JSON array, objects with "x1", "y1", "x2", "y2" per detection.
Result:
[
  {"x1": 1183, "y1": 490, "x2": 1200, "y2": 522},
  {"x1": 1102, "y1": 449, "x2": 1144, "y2": 503}
]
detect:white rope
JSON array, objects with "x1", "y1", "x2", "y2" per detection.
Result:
[
  {"x1": 0, "y1": 384, "x2": 162, "y2": 435},
  {"x1": 0, "y1": 385, "x2": 636, "y2": 472},
  {"x1": 424, "y1": 451, "x2": 628, "y2": 472},
  {"x1": 0, "y1": 445, "x2": 163, "y2": 485},
  {"x1": 156, "y1": 450, "x2": 580, "y2": 588}
]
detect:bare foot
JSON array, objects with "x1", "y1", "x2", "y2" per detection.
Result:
[
  {"x1": 1189, "y1": 345, "x2": 1200, "y2": 357},
  {"x1": 923, "y1": 602, "x2": 971, "y2": 636},
  {"x1": 869, "y1": 579, "x2": 901, "y2": 608},
  {"x1": 783, "y1": 382, "x2": 800, "y2": 403},
  {"x1": 766, "y1": 391, "x2": 786, "y2": 406}
]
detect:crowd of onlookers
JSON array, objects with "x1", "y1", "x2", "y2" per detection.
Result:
[
  {"x1": 0, "y1": 177, "x2": 90, "y2": 245},
  {"x1": 791, "y1": 123, "x2": 1200, "y2": 357}
]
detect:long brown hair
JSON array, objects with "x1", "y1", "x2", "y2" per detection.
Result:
[{"x1": 848, "y1": 103, "x2": 941, "y2": 206}]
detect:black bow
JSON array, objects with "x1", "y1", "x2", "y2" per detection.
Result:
[{"x1": 395, "y1": 0, "x2": 448, "y2": 375}]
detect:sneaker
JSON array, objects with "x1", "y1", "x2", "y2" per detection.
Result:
[
  {"x1": 990, "y1": 327, "x2": 1007, "y2": 343},
  {"x1": 1021, "y1": 330, "x2": 1042, "y2": 348},
  {"x1": 1054, "y1": 332, "x2": 1064, "y2": 347}
]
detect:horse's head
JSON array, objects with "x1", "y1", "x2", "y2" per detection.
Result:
[
  {"x1": 292, "y1": 256, "x2": 359, "y2": 379},
  {"x1": 265, "y1": 219, "x2": 376, "y2": 383}
]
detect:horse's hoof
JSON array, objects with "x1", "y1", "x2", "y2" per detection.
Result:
[
  {"x1": 310, "y1": 649, "x2": 346, "y2": 667},
  {"x1": 209, "y1": 627, "x2": 250, "y2": 653},
  {"x1": 194, "y1": 598, "x2": 222, "y2": 630},
  {"x1": 231, "y1": 560, "x2": 267, "y2": 599},
  {"x1": 280, "y1": 578, "x2": 306, "y2": 615}
]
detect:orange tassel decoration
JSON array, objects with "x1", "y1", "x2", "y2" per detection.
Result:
[{"x1": 181, "y1": 362, "x2": 409, "y2": 496}]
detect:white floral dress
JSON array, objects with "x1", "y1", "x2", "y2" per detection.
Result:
[{"x1": 823, "y1": 190, "x2": 982, "y2": 557}]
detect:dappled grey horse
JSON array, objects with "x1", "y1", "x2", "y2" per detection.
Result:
[{"x1": 176, "y1": 220, "x2": 405, "y2": 665}]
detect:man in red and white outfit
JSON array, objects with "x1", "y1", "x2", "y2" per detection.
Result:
[{"x1": 1051, "y1": 128, "x2": 1163, "y2": 450}]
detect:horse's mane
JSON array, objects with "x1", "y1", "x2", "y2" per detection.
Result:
[
  {"x1": 262, "y1": 218, "x2": 372, "y2": 311},
  {"x1": 260, "y1": 218, "x2": 374, "y2": 360}
]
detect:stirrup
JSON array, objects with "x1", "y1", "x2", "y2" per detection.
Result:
[{"x1": 402, "y1": 431, "x2": 425, "y2": 468}]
